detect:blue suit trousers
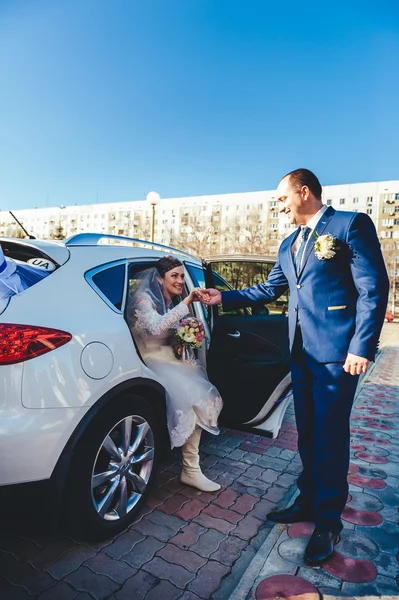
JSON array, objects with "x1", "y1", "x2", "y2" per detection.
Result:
[{"x1": 291, "y1": 326, "x2": 359, "y2": 533}]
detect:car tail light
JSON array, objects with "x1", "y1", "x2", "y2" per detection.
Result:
[{"x1": 0, "y1": 323, "x2": 72, "y2": 365}]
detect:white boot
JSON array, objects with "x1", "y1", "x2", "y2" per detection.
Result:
[{"x1": 180, "y1": 426, "x2": 221, "y2": 492}]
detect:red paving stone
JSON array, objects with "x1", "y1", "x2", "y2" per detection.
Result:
[
  {"x1": 146, "y1": 496, "x2": 165, "y2": 510},
  {"x1": 355, "y1": 452, "x2": 389, "y2": 464},
  {"x1": 360, "y1": 436, "x2": 391, "y2": 445},
  {"x1": 256, "y1": 574, "x2": 320, "y2": 600},
  {"x1": 324, "y1": 553, "x2": 378, "y2": 583},
  {"x1": 350, "y1": 443, "x2": 366, "y2": 451},
  {"x1": 157, "y1": 494, "x2": 190, "y2": 515},
  {"x1": 348, "y1": 463, "x2": 359, "y2": 474},
  {"x1": 174, "y1": 499, "x2": 208, "y2": 521},
  {"x1": 203, "y1": 504, "x2": 243, "y2": 524},
  {"x1": 212, "y1": 489, "x2": 238, "y2": 509},
  {"x1": 287, "y1": 522, "x2": 315, "y2": 538},
  {"x1": 238, "y1": 442, "x2": 267, "y2": 454},
  {"x1": 342, "y1": 505, "x2": 383, "y2": 526},
  {"x1": 347, "y1": 473, "x2": 386, "y2": 489},
  {"x1": 273, "y1": 439, "x2": 298, "y2": 450},
  {"x1": 368, "y1": 423, "x2": 393, "y2": 430},
  {"x1": 232, "y1": 494, "x2": 259, "y2": 514}
]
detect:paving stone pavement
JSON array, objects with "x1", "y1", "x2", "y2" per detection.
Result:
[
  {"x1": 1, "y1": 323, "x2": 397, "y2": 600},
  {"x1": 228, "y1": 322, "x2": 399, "y2": 600},
  {"x1": 0, "y1": 387, "x2": 300, "y2": 598}
]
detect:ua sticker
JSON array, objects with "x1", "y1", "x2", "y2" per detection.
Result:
[{"x1": 27, "y1": 258, "x2": 56, "y2": 272}]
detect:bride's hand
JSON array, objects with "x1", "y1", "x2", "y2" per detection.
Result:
[{"x1": 183, "y1": 288, "x2": 210, "y2": 305}]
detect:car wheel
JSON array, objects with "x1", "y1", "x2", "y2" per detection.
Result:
[{"x1": 66, "y1": 394, "x2": 160, "y2": 540}]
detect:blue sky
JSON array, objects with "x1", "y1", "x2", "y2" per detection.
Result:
[{"x1": 0, "y1": 0, "x2": 398, "y2": 210}]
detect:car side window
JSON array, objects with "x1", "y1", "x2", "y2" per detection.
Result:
[
  {"x1": 211, "y1": 260, "x2": 288, "y2": 315},
  {"x1": 186, "y1": 264, "x2": 247, "y2": 318},
  {"x1": 90, "y1": 264, "x2": 125, "y2": 311},
  {"x1": 212, "y1": 272, "x2": 247, "y2": 317}
]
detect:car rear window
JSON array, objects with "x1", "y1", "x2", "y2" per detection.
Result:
[
  {"x1": 91, "y1": 264, "x2": 125, "y2": 311},
  {"x1": 1, "y1": 242, "x2": 52, "y2": 315}
]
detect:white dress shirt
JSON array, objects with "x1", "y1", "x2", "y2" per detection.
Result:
[{"x1": 292, "y1": 204, "x2": 328, "y2": 268}]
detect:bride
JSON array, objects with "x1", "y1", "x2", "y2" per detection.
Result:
[{"x1": 127, "y1": 255, "x2": 223, "y2": 492}]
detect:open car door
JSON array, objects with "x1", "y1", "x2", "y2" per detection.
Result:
[{"x1": 197, "y1": 261, "x2": 292, "y2": 438}]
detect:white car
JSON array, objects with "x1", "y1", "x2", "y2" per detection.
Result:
[{"x1": 0, "y1": 233, "x2": 292, "y2": 539}]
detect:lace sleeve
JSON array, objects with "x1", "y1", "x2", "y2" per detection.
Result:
[{"x1": 133, "y1": 293, "x2": 190, "y2": 336}]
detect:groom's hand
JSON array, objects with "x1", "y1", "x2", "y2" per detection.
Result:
[
  {"x1": 343, "y1": 353, "x2": 370, "y2": 376},
  {"x1": 201, "y1": 288, "x2": 222, "y2": 305}
]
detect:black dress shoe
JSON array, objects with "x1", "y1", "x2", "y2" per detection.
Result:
[
  {"x1": 304, "y1": 527, "x2": 340, "y2": 566},
  {"x1": 267, "y1": 503, "x2": 312, "y2": 524}
]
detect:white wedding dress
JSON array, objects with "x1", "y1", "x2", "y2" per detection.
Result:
[{"x1": 128, "y1": 288, "x2": 223, "y2": 449}]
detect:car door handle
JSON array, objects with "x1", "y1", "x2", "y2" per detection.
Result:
[{"x1": 227, "y1": 331, "x2": 240, "y2": 338}]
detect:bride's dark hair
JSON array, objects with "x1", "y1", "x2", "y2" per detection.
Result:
[{"x1": 156, "y1": 255, "x2": 183, "y2": 277}]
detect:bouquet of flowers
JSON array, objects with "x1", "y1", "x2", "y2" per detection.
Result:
[{"x1": 173, "y1": 317, "x2": 206, "y2": 361}]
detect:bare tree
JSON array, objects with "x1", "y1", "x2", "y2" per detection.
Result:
[
  {"x1": 178, "y1": 208, "x2": 220, "y2": 257},
  {"x1": 50, "y1": 223, "x2": 66, "y2": 240},
  {"x1": 223, "y1": 210, "x2": 274, "y2": 256}
]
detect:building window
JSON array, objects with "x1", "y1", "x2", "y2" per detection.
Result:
[
  {"x1": 367, "y1": 209, "x2": 373, "y2": 215},
  {"x1": 326, "y1": 199, "x2": 332, "y2": 206},
  {"x1": 339, "y1": 199, "x2": 345, "y2": 205},
  {"x1": 353, "y1": 197, "x2": 359, "y2": 204}
]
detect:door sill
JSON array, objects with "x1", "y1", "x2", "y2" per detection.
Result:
[{"x1": 251, "y1": 392, "x2": 293, "y2": 439}]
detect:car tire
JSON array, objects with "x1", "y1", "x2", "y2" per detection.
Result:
[{"x1": 65, "y1": 393, "x2": 161, "y2": 541}]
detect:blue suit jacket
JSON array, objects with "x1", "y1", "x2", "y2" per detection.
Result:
[{"x1": 222, "y1": 207, "x2": 389, "y2": 363}]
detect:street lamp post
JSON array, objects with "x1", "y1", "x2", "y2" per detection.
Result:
[{"x1": 146, "y1": 191, "x2": 160, "y2": 243}]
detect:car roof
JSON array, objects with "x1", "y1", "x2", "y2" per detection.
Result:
[{"x1": 0, "y1": 234, "x2": 203, "y2": 269}]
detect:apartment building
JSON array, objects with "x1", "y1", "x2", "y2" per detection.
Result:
[
  {"x1": 1, "y1": 180, "x2": 398, "y2": 245},
  {"x1": 0, "y1": 179, "x2": 398, "y2": 262},
  {"x1": 1, "y1": 179, "x2": 398, "y2": 310}
]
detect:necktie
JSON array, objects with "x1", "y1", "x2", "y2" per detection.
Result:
[{"x1": 295, "y1": 226, "x2": 311, "y2": 274}]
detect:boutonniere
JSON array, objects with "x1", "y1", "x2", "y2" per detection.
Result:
[{"x1": 313, "y1": 233, "x2": 338, "y2": 260}]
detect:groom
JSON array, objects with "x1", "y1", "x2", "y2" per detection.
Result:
[{"x1": 203, "y1": 169, "x2": 389, "y2": 565}]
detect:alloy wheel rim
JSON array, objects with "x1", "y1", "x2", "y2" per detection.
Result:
[{"x1": 91, "y1": 415, "x2": 154, "y2": 521}]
